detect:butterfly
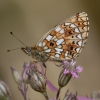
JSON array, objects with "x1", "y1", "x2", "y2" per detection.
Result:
[{"x1": 21, "y1": 12, "x2": 89, "y2": 64}]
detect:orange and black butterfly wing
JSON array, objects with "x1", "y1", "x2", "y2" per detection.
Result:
[{"x1": 36, "y1": 12, "x2": 89, "y2": 61}]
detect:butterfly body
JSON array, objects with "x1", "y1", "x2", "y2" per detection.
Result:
[
  {"x1": 21, "y1": 47, "x2": 49, "y2": 62},
  {"x1": 31, "y1": 47, "x2": 49, "y2": 62},
  {"x1": 22, "y1": 12, "x2": 89, "y2": 62}
]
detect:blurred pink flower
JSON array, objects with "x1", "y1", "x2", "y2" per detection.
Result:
[{"x1": 77, "y1": 96, "x2": 92, "y2": 100}]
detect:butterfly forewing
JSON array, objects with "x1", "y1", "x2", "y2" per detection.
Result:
[{"x1": 36, "y1": 12, "x2": 89, "y2": 61}]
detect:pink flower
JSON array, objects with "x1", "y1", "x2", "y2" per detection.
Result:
[
  {"x1": 77, "y1": 96, "x2": 92, "y2": 100},
  {"x1": 62, "y1": 59, "x2": 83, "y2": 78}
]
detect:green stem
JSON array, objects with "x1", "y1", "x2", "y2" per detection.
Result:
[
  {"x1": 42, "y1": 91, "x2": 49, "y2": 100},
  {"x1": 56, "y1": 87, "x2": 62, "y2": 100}
]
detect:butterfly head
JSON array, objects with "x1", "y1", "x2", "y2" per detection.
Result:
[{"x1": 21, "y1": 47, "x2": 32, "y2": 56}]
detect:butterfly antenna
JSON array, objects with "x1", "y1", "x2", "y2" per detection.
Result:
[
  {"x1": 10, "y1": 31, "x2": 27, "y2": 47},
  {"x1": 7, "y1": 48, "x2": 21, "y2": 52}
]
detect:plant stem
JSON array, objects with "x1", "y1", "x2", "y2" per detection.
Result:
[
  {"x1": 42, "y1": 91, "x2": 49, "y2": 100},
  {"x1": 56, "y1": 87, "x2": 62, "y2": 100}
]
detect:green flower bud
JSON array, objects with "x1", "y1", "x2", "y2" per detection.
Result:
[
  {"x1": 58, "y1": 69, "x2": 72, "y2": 88},
  {"x1": 28, "y1": 68, "x2": 48, "y2": 99},
  {"x1": 11, "y1": 67, "x2": 22, "y2": 85}
]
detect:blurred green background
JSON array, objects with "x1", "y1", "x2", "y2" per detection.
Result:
[{"x1": 0, "y1": 0, "x2": 100, "y2": 100}]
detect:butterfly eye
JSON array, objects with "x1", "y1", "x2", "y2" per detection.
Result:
[{"x1": 27, "y1": 48, "x2": 31, "y2": 52}]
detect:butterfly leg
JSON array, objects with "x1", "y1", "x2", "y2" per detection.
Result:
[
  {"x1": 43, "y1": 62, "x2": 47, "y2": 68},
  {"x1": 49, "y1": 58, "x2": 62, "y2": 67},
  {"x1": 43, "y1": 63, "x2": 47, "y2": 76}
]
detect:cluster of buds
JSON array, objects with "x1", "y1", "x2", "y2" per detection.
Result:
[
  {"x1": 0, "y1": 59, "x2": 83, "y2": 100},
  {"x1": 11, "y1": 61, "x2": 58, "y2": 100}
]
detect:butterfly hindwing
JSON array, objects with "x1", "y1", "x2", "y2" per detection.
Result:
[{"x1": 36, "y1": 12, "x2": 89, "y2": 61}]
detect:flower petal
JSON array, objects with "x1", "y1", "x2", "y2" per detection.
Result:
[
  {"x1": 64, "y1": 69, "x2": 69, "y2": 74},
  {"x1": 23, "y1": 62, "x2": 30, "y2": 68},
  {"x1": 76, "y1": 66, "x2": 83, "y2": 72},
  {"x1": 70, "y1": 59, "x2": 76, "y2": 67},
  {"x1": 22, "y1": 62, "x2": 30, "y2": 83},
  {"x1": 62, "y1": 61, "x2": 69, "y2": 68},
  {"x1": 71, "y1": 71, "x2": 78, "y2": 78},
  {"x1": 40, "y1": 63, "x2": 45, "y2": 75},
  {"x1": 46, "y1": 79, "x2": 58, "y2": 92},
  {"x1": 49, "y1": 98, "x2": 56, "y2": 100}
]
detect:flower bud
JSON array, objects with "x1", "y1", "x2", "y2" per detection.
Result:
[
  {"x1": 11, "y1": 67, "x2": 22, "y2": 85},
  {"x1": 0, "y1": 79, "x2": 12, "y2": 100},
  {"x1": 28, "y1": 68, "x2": 48, "y2": 99},
  {"x1": 28, "y1": 68, "x2": 46, "y2": 92},
  {"x1": 58, "y1": 69, "x2": 72, "y2": 87},
  {"x1": 58, "y1": 60, "x2": 83, "y2": 88},
  {"x1": 63, "y1": 90, "x2": 77, "y2": 100}
]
